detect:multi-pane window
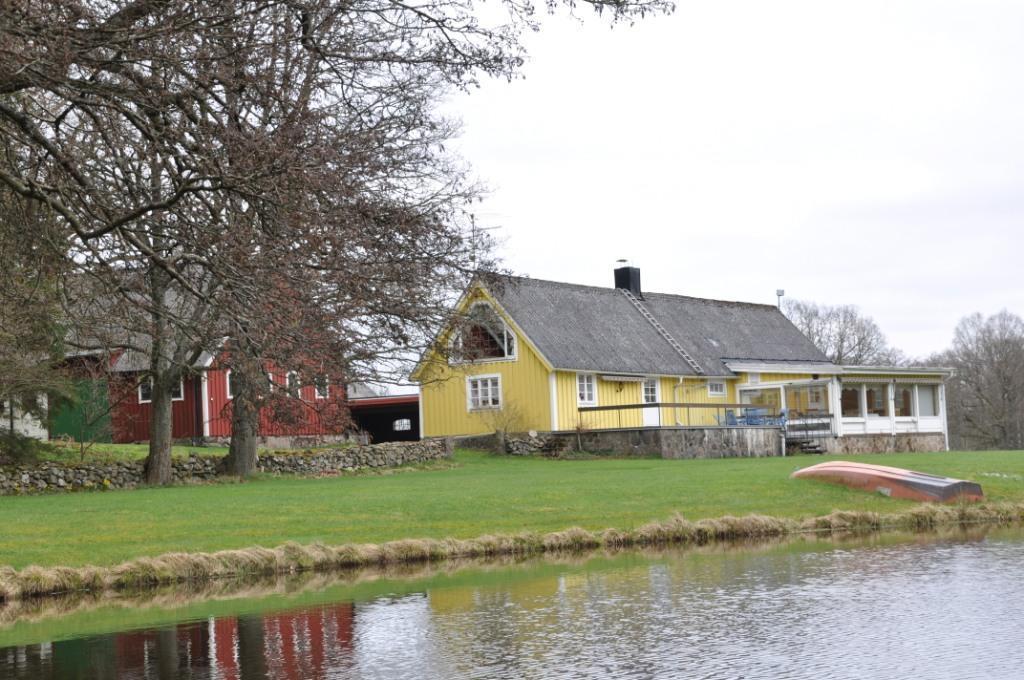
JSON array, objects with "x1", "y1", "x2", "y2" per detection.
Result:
[
  {"x1": 866, "y1": 386, "x2": 889, "y2": 417},
  {"x1": 226, "y1": 370, "x2": 237, "y2": 399},
  {"x1": 577, "y1": 374, "x2": 596, "y2": 406},
  {"x1": 287, "y1": 372, "x2": 301, "y2": 395},
  {"x1": 468, "y1": 376, "x2": 501, "y2": 410},
  {"x1": 453, "y1": 303, "x2": 516, "y2": 362},
  {"x1": 393, "y1": 418, "x2": 412, "y2": 431},
  {"x1": 643, "y1": 379, "x2": 658, "y2": 403},
  {"x1": 707, "y1": 381, "x2": 726, "y2": 397},
  {"x1": 841, "y1": 385, "x2": 862, "y2": 417},
  {"x1": 895, "y1": 386, "x2": 914, "y2": 417}
]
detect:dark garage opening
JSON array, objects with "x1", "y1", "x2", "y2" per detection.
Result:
[{"x1": 349, "y1": 395, "x2": 420, "y2": 443}]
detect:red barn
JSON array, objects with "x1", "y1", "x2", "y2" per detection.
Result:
[{"x1": 108, "y1": 350, "x2": 356, "y2": 445}]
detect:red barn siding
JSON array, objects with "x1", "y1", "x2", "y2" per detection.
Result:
[
  {"x1": 205, "y1": 366, "x2": 350, "y2": 438},
  {"x1": 111, "y1": 374, "x2": 203, "y2": 443}
]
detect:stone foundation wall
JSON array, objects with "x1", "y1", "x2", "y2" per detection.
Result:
[
  {"x1": 658, "y1": 427, "x2": 784, "y2": 459},
  {"x1": 0, "y1": 439, "x2": 451, "y2": 496},
  {"x1": 823, "y1": 433, "x2": 947, "y2": 454},
  {"x1": 203, "y1": 433, "x2": 356, "y2": 449},
  {"x1": 477, "y1": 427, "x2": 785, "y2": 459}
]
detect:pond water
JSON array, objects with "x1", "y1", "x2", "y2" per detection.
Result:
[{"x1": 2, "y1": 528, "x2": 1023, "y2": 679}]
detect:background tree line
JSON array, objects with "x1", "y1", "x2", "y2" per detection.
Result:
[{"x1": 784, "y1": 299, "x2": 1024, "y2": 451}]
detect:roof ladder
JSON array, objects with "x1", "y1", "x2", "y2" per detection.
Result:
[{"x1": 620, "y1": 289, "x2": 705, "y2": 375}]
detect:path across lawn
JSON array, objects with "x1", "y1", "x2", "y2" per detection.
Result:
[{"x1": 2, "y1": 450, "x2": 1022, "y2": 569}]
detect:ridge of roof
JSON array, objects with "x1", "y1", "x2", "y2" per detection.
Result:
[{"x1": 486, "y1": 274, "x2": 780, "y2": 311}]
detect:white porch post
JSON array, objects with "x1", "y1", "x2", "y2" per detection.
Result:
[
  {"x1": 940, "y1": 383, "x2": 950, "y2": 451},
  {"x1": 831, "y1": 377, "x2": 843, "y2": 438},
  {"x1": 912, "y1": 385, "x2": 920, "y2": 433},
  {"x1": 888, "y1": 382, "x2": 897, "y2": 436}
]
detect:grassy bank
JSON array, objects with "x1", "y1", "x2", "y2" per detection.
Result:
[
  {"x1": 3, "y1": 500, "x2": 1024, "y2": 602},
  {"x1": 2, "y1": 450, "x2": 1023, "y2": 573}
]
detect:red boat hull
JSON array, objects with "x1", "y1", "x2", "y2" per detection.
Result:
[{"x1": 791, "y1": 461, "x2": 984, "y2": 503}]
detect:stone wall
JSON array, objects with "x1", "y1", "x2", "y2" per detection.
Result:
[
  {"x1": 822, "y1": 433, "x2": 947, "y2": 454},
  {"x1": 478, "y1": 427, "x2": 785, "y2": 459},
  {"x1": 658, "y1": 427, "x2": 783, "y2": 459},
  {"x1": 0, "y1": 439, "x2": 451, "y2": 496},
  {"x1": 256, "y1": 439, "x2": 452, "y2": 475}
]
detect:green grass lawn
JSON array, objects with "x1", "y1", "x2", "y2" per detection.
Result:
[
  {"x1": 39, "y1": 442, "x2": 230, "y2": 464},
  {"x1": 1, "y1": 449, "x2": 1022, "y2": 570},
  {"x1": 36, "y1": 441, "x2": 350, "y2": 464}
]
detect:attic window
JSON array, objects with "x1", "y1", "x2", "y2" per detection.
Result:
[
  {"x1": 708, "y1": 381, "x2": 726, "y2": 397},
  {"x1": 452, "y1": 302, "x2": 516, "y2": 362}
]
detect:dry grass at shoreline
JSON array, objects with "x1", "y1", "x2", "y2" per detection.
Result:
[{"x1": 3, "y1": 501, "x2": 1023, "y2": 604}]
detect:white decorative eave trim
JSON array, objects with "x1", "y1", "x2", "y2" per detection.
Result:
[
  {"x1": 840, "y1": 365, "x2": 954, "y2": 377},
  {"x1": 724, "y1": 361, "x2": 842, "y2": 375},
  {"x1": 840, "y1": 376, "x2": 945, "y2": 384},
  {"x1": 599, "y1": 374, "x2": 647, "y2": 382}
]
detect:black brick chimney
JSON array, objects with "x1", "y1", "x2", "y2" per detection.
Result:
[{"x1": 614, "y1": 265, "x2": 642, "y2": 299}]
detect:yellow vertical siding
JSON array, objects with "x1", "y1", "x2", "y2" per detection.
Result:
[
  {"x1": 420, "y1": 339, "x2": 552, "y2": 436},
  {"x1": 554, "y1": 374, "x2": 742, "y2": 431},
  {"x1": 738, "y1": 372, "x2": 815, "y2": 385},
  {"x1": 555, "y1": 372, "x2": 645, "y2": 431},
  {"x1": 418, "y1": 288, "x2": 553, "y2": 437},
  {"x1": 658, "y1": 378, "x2": 737, "y2": 426}
]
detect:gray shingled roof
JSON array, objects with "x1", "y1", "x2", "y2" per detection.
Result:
[{"x1": 488, "y1": 276, "x2": 832, "y2": 377}]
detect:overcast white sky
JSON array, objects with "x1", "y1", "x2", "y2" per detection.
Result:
[{"x1": 443, "y1": 0, "x2": 1023, "y2": 359}]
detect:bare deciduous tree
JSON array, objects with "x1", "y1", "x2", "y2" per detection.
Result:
[
  {"x1": 782, "y1": 299, "x2": 905, "y2": 366},
  {"x1": 935, "y1": 311, "x2": 1024, "y2": 451},
  {"x1": 1, "y1": 0, "x2": 672, "y2": 482}
]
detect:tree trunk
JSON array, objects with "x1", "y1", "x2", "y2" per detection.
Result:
[
  {"x1": 144, "y1": 383, "x2": 174, "y2": 484},
  {"x1": 223, "y1": 369, "x2": 260, "y2": 477}
]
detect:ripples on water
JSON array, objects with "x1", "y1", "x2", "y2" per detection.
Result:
[{"x1": 2, "y1": 532, "x2": 1023, "y2": 679}]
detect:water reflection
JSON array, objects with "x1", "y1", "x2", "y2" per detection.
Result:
[
  {"x1": 2, "y1": 527, "x2": 1023, "y2": 679},
  {"x1": 0, "y1": 605, "x2": 356, "y2": 679}
]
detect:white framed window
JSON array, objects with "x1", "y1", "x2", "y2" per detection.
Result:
[
  {"x1": 138, "y1": 378, "x2": 153, "y2": 404},
  {"x1": 467, "y1": 375, "x2": 502, "y2": 410},
  {"x1": 314, "y1": 376, "x2": 330, "y2": 400},
  {"x1": 451, "y1": 302, "x2": 517, "y2": 363},
  {"x1": 286, "y1": 371, "x2": 301, "y2": 395},
  {"x1": 841, "y1": 383, "x2": 864, "y2": 418},
  {"x1": 393, "y1": 418, "x2": 412, "y2": 431},
  {"x1": 577, "y1": 373, "x2": 597, "y2": 406},
  {"x1": 708, "y1": 380, "x2": 726, "y2": 397},
  {"x1": 267, "y1": 372, "x2": 276, "y2": 392},
  {"x1": 226, "y1": 370, "x2": 236, "y2": 399},
  {"x1": 748, "y1": 373, "x2": 760, "y2": 385},
  {"x1": 918, "y1": 385, "x2": 939, "y2": 417},
  {"x1": 138, "y1": 377, "x2": 184, "y2": 403}
]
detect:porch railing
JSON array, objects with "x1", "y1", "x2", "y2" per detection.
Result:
[
  {"x1": 575, "y1": 402, "x2": 784, "y2": 429},
  {"x1": 784, "y1": 411, "x2": 836, "y2": 439}
]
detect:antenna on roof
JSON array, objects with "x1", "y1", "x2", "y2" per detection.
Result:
[{"x1": 776, "y1": 289, "x2": 785, "y2": 309}]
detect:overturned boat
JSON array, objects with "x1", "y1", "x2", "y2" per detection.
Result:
[{"x1": 791, "y1": 461, "x2": 984, "y2": 503}]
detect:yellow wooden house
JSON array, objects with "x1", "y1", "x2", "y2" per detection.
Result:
[{"x1": 412, "y1": 266, "x2": 950, "y2": 453}]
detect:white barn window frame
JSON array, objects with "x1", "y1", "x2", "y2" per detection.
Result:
[
  {"x1": 314, "y1": 376, "x2": 330, "y2": 400},
  {"x1": 138, "y1": 377, "x2": 185, "y2": 404},
  {"x1": 467, "y1": 375, "x2": 502, "y2": 411},
  {"x1": 707, "y1": 380, "x2": 726, "y2": 397}
]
